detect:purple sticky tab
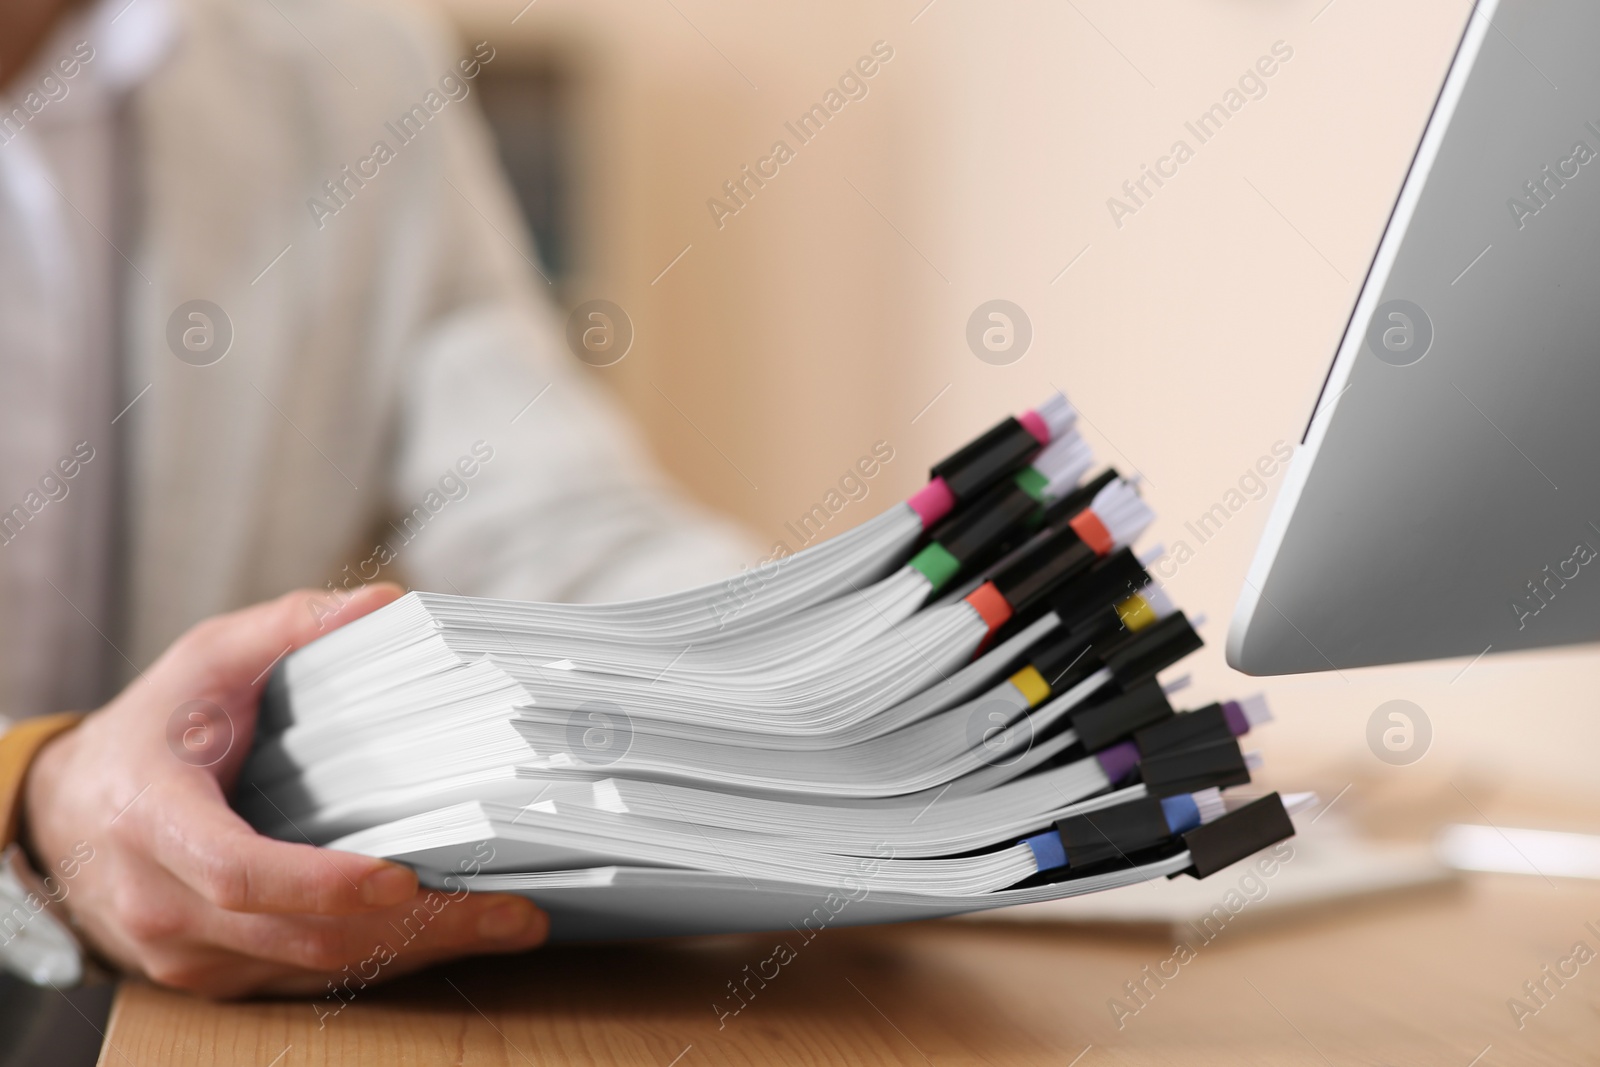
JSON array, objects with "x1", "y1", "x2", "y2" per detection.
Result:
[
  {"x1": 1096, "y1": 740, "x2": 1140, "y2": 784},
  {"x1": 1223, "y1": 700, "x2": 1250, "y2": 737}
]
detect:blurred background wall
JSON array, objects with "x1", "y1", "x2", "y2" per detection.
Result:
[{"x1": 435, "y1": 0, "x2": 1600, "y2": 804}]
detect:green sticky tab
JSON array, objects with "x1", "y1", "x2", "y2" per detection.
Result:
[
  {"x1": 1013, "y1": 466, "x2": 1050, "y2": 503},
  {"x1": 909, "y1": 542, "x2": 962, "y2": 592}
]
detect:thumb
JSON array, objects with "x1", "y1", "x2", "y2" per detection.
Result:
[
  {"x1": 155, "y1": 583, "x2": 405, "y2": 697},
  {"x1": 290, "y1": 583, "x2": 407, "y2": 653},
  {"x1": 149, "y1": 584, "x2": 405, "y2": 788}
]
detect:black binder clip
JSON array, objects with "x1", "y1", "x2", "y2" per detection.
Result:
[
  {"x1": 1071, "y1": 681, "x2": 1174, "y2": 752},
  {"x1": 1174, "y1": 793, "x2": 1295, "y2": 879},
  {"x1": 1138, "y1": 736, "x2": 1253, "y2": 797},
  {"x1": 930, "y1": 417, "x2": 1043, "y2": 501},
  {"x1": 1054, "y1": 796, "x2": 1171, "y2": 869}
]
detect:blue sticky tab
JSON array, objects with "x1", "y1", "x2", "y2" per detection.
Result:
[
  {"x1": 1023, "y1": 830, "x2": 1068, "y2": 871},
  {"x1": 1161, "y1": 793, "x2": 1200, "y2": 834}
]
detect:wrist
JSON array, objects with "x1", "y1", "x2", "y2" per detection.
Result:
[
  {"x1": 1, "y1": 713, "x2": 85, "y2": 851},
  {"x1": 18, "y1": 724, "x2": 79, "y2": 875},
  {"x1": 0, "y1": 714, "x2": 91, "y2": 987}
]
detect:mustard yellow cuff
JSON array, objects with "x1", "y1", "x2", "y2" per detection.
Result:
[{"x1": 0, "y1": 713, "x2": 85, "y2": 849}]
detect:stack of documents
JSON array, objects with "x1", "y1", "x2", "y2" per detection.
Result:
[{"x1": 241, "y1": 394, "x2": 1306, "y2": 939}]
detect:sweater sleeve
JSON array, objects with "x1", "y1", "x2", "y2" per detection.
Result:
[
  {"x1": 0, "y1": 713, "x2": 83, "y2": 850},
  {"x1": 374, "y1": 8, "x2": 761, "y2": 603}
]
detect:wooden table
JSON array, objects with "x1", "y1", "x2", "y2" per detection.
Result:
[{"x1": 100, "y1": 872, "x2": 1599, "y2": 1065}]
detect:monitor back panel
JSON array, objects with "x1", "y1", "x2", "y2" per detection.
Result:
[{"x1": 1229, "y1": 0, "x2": 1600, "y2": 674}]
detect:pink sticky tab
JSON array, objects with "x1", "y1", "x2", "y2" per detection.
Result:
[
  {"x1": 908, "y1": 477, "x2": 956, "y2": 528},
  {"x1": 1019, "y1": 410, "x2": 1051, "y2": 446}
]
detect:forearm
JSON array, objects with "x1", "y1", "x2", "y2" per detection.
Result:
[{"x1": 389, "y1": 304, "x2": 760, "y2": 603}]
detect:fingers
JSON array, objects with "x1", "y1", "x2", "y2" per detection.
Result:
[
  {"x1": 187, "y1": 890, "x2": 549, "y2": 976},
  {"x1": 126, "y1": 910, "x2": 549, "y2": 1001},
  {"x1": 245, "y1": 916, "x2": 547, "y2": 998},
  {"x1": 137, "y1": 775, "x2": 418, "y2": 915},
  {"x1": 68, "y1": 811, "x2": 549, "y2": 998}
]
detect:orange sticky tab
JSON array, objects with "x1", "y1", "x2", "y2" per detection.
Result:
[
  {"x1": 1069, "y1": 509, "x2": 1114, "y2": 556},
  {"x1": 964, "y1": 581, "x2": 1014, "y2": 634}
]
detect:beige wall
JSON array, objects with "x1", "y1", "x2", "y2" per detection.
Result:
[{"x1": 441, "y1": 0, "x2": 1600, "y2": 802}]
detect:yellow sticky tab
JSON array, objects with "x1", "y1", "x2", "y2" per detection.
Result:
[
  {"x1": 1009, "y1": 665, "x2": 1052, "y2": 707},
  {"x1": 1117, "y1": 594, "x2": 1158, "y2": 632}
]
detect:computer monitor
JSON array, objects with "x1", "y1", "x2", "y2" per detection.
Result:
[{"x1": 1228, "y1": 0, "x2": 1600, "y2": 675}]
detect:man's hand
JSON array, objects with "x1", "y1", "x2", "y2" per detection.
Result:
[{"x1": 20, "y1": 585, "x2": 549, "y2": 999}]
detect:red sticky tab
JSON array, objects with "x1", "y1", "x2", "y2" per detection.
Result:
[
  {"x1": 1069, "y1": 509, "x2": 1114, "y2": 556},
  {"x1": 964, "y1": 581, "x2": 1014, "y2": 634}
]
